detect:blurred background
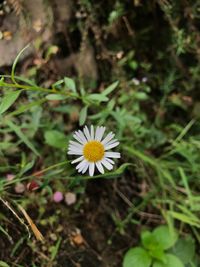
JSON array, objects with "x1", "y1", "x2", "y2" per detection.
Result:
[{"x1": 0, "y1": 0, "x2": 200, "y2": 266}]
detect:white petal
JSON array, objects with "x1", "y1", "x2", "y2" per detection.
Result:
[
  {"x1": 68, "y1": 147, "x2": 83, "y2": 154},
  {"x1": 105, "y1": 158, "x2": 114, "y2": 164},
  {"x1": 90, "y1": 125, "x2": 94, "y2": 140},
  {"x1": 100, "y1": 127, "x2": 106, "y2": 141},
  {"x1": 105, "y1": 138, "x2": 119, "y2": 146},
  {"x1": 101, "y1": 158, "x2": 113, "y2": 170},
  {"x1": 105, "y1": 142, "x2": 119, "y2": 150},
  {"x1": 95, "y1": 126, "x2": 106, "y2": 141},
  {"x1": 76, "y1": 160, "x2": 87, "y2": 171},
  {"x1": 96, "y1": 161, "x2": 104, "y2": 174},
  {"x1": 73, "y1": 130, "x2": 87, "y2": 144},
  {"x1": 73, "y1": 133, "x2": 82, "y2": 144},
  {"x1": 67, "y1": 149, "x2": 83, "y2": 155},
  {"x1": 82, "y1": 162, "x2": 89, "y2": 174},
  {"x1": 89, "y1": 162, "x2": 95, "y2": 176},
  {"x1": 69, "y1": 143, "x2": 83, "y2": 151},
  {"x1": 95, "y1": 126, "x2": 100, "y2": 140},
  {"x1": 83, "y1": 126, "x2": 91, "y2": 141},
  {"x1": 101, "y1": 132, "x2": 115, "y2": 145},
  {"x1": 105, "y1": 152, "x2": 121, "y2": 158},
  {"x1": 71, "y1": 156, "x2": 84, "y2": 164},
  {"x1": 69, "y1": 140, "x2": 84, "y2": 147},
  {"x1": 78, "y1": 130, "x2": 88, "y2": 143}
]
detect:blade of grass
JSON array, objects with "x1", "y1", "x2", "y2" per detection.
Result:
[
  {"x1": 0, "y1": 225, "x2": 13, "y2": 243},
  {"x1": 178, "y1": 167, "x2": 194, "y2": 210},
  {"x1": 6, "y1": 120, "x2": 40, "y2": 156},
  {"x1": 11, "y1": 44, "x2": 30, "y2": 84}
]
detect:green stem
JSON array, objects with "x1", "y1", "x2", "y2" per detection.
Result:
[{"x1": 1, "y1": 82, "x2": 80, "y2": 99}]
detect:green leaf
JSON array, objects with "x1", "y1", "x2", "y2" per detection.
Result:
[
  {"x1": 45, "y1": 130, "x2": 66, "y2": 149},
  {"x1": 2, "y1": 74, "x2": 37, "y2": 86},
  {"x1": 141, "y1": 231, "x2": 166, "y2": 262},
  {"x1": 153, "y1": 225, "x2": 178, "y2": 250},
  {"x1": 0, "y1": 77, "x2": 5, "y2": 85},
  {"x1": 142, "y1": 231, "x2": 156, "y2": 249},
  {"x1": 168, "y1": 211, "x2": 200, "y2": 227},
  {"x1": 8, "y1": 98, "x2": 46, "y2": 117},
  {"x1": 0, "y1": 90, "x2": 21, "y2": 114},
  {"x1": 172, "y1": 236, "x2": 195, "y2": 264},
  {"x1": 0, "y1": 261, "x2": 10, "y2": 267},
  {"x1": 64, "y1": 77, "x2": 76, "y2": 92},
  {"x1": 129, "y1": 60, "x2": 138, "y2": 70},
  {"x1": 135, "y1": 92, "x2": 148, "y2": 100},
  {"x1": 52, "y1": 79, "x2": 64, "y2": 87},
  {"x1": 153, "y1": 254, "x2": 184, "y2": 267},
  {"x1": 79, "y1": 106, "x2": 88, "y2": 126},
  {"x1": 87, "y1": 94, "x2": 109, "y2": 102},
  {"x1": 123, "y1": 247, "x2": 152, "y2": 267},
  {"x1": 46, "y1": 94, "x2": 67, "y2": 100},
  {"x1": 19, "y1": 159, "x2": 35, "y2": 176},
  {"x1": 149, "y1": 248, "x2": 166, "y2": 263},
  {"x1": 102, "y1": 81, "x2": 119, "y2": 96},
  {"x1": 6, "y1": 120, "x2": 40, "y2": 156}
]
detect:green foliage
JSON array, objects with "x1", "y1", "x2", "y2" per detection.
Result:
[
  {"x1": 0, "y1": 90, "x2": 21, "y2": 114},
  {"x1": 153, "y1": 254, "x2": 184, "y2": 267},
  {"x1": 64, "y1": 77, "x2": 77, "y2": 93},
  {"x1": 171, "y1": 236, "x2": 195, "y2": 265},
  {"x1": 123, "y1": 225, "x2": 194, "y2": 267},
  {"x1": 152, "y1": 226, "x2": 178, "y2": 250},
  {"x1": 123, "y1": 247, "x2": 152, "y2": 267},
  {"x1": 0, "y1": 261, "x2": 10, "y2": 267},
  {"x1": 44, "y1": 130, "x2": 67, "y2": 149},
  {"x1": 79, "y1": 106, "x2": 88, "y2": 126}
]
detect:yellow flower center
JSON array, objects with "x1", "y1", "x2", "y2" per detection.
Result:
[{"x1": 83, "y1": 141, "x2": 105, "y2": 162}]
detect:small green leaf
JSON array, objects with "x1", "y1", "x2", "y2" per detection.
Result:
[
  {"x1": 8, "y1": 98, "x2": 46, "y2": 116},
  {"x1": 45, "y1": 130, "x2": 66, "y2": 149},
  {"x1": 141, "y1": 231, "x2": 166, "y2": 262},
  {"x1": 79, "y1": 106, "x2": 88, "y2": 126},
  {"x1": 0, "y1": 90, "x2": 21, "y2": 114},
  {"x1": 46, "y1": 94, "x2": 67, "y2": 100},
  {"x1": 142, "y1": 231, "x2": 156, "y2": 249},
  {"x1": 129, "y1": 60, "x2": 138, "y2": 70},
  {"x1": 0, "y1": 77, "x2": 5, "y2": 85},
  {"x1": 52, "y1": 79, "x2": 64, "y2": 87},
  {"x1": 8, "y1": 75, "x2": 37, "y2": 86},
  {"x1": 153, "y1": 226, "x2": 178, "y2": 250},
  {"x1": 64, "y1": 77, "x2": 76, "y2": 92},
  {"x1": 19, "y1": 159, "x2": 35, "y2": 176},
  {"x1": 102, "y1": 81, "x2": 119, "y2": 96},
  {"x1": 6, "y1": 120, "x2": 40, "y2": 156},
  {"x1": 153, "y1": 254, "x2": 184, "y2": 267},
  {"x1": 87, "y1": 94, "x2": 109, "y2": 102},
  {"x1": 172, "y1": 236, "x2": 195, "y2": 264},
  {"x1": 123, "y1": 247, "x2": 152, "y2": 267},
  {"x1": 135, "y1": 92, "x2": 148, "y2": 100},
  {"x1": 149, "y1": 248, "x2": 166, "y2": 263},
  {"x1": 0, "y1": 261, "x2": 10, "y2": 267}
]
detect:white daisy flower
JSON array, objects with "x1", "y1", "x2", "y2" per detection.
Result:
[{"x1": 68, "y1": 125, "x2": 120, "y2": 176}]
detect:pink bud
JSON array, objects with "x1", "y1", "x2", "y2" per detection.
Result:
[
  {"x1": 6, "y1": 174, "x2": 15, "y2": 181},
  {"x1": 15, "y1": 183, "x2": 25, "y2": 194},
  {"x1": 65, "y1": 192, "x2": 76, "y2": 206},
  {"x1": 53, "y1": 191, "x2": 63, "y2": 203}
]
